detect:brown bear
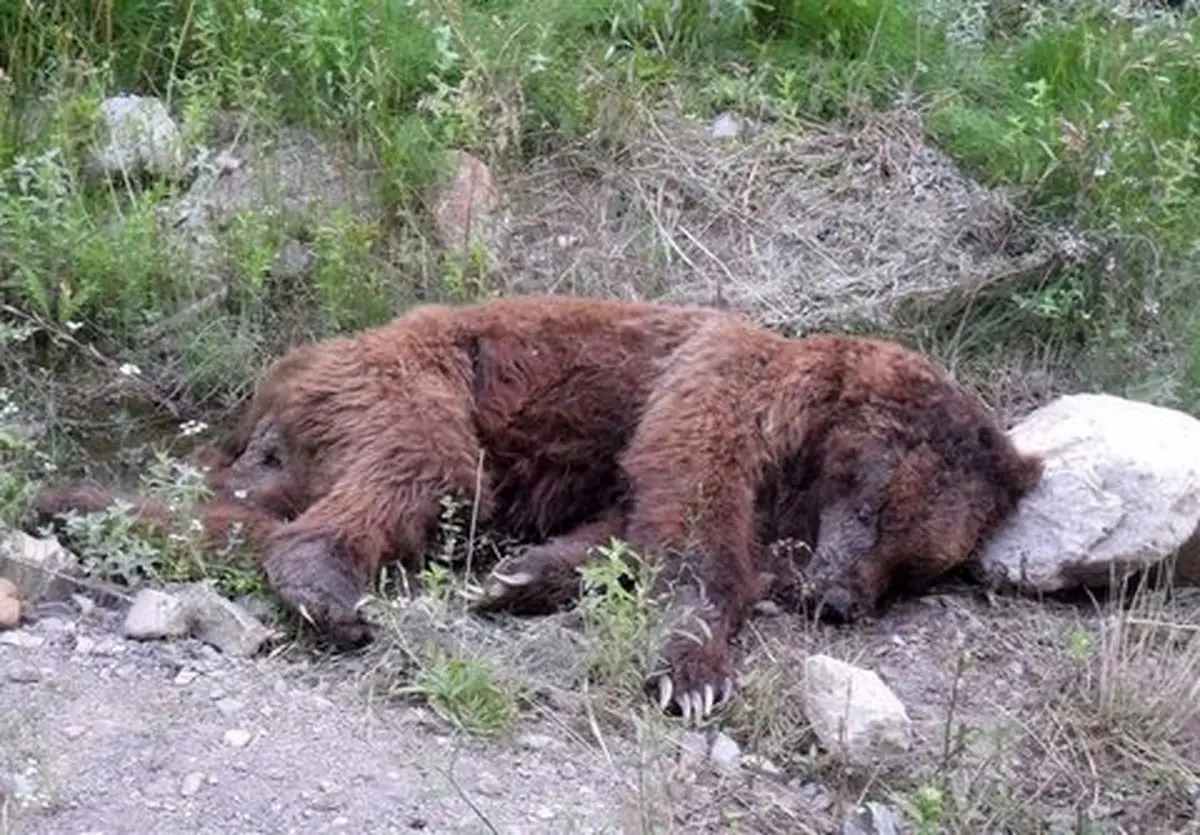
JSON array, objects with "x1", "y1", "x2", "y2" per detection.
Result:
[{"x1": 30, "y1": 296, "x2": 1041, "y2": 725}]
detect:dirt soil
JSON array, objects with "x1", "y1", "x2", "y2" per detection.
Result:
[
  {"x1": 1, "y1": 602, "x2": 634, "y2": 835},
  {"x1": 3, "y1": 578, "x2": 1198, "y2": 835}
]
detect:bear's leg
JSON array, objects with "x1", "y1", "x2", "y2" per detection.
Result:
[
  {"x1": 261, "y1": 395, "x2": 491, "y2": 649},
  {"x1": 619, "y1": 389, "x2": 768, "y2": 724},
  {"x1": 29, "y1": 483, "x2": 176, "y2": 534},
  {"x1": 28, "y1": 483, "x2": 283, "y2": 554},
  {"x1": 473, "y1": 507, "x2": 626, "y2": 615}
]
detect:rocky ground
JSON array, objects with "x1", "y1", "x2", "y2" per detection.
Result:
[
  {"x1": 3, "y1": 563, "x2": 1198, "y2": 835},
  {"x1": 1, "y1": 601, "x2": 636, "y2": 835}
]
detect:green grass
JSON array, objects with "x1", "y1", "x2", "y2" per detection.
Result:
[{"x1": 3, "y1": 2, "x2": 1199, "y2": 410}]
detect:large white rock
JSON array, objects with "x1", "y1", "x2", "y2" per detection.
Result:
[
  {"x1": 974, "y1": 393, "x2": 1200, "y2": 592},
  {"x1": 802, "y1": 654, "x2": 912, "y2": 766}
]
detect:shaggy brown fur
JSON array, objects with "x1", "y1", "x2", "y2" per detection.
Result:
[{"x1": 30, "y1": 296, "x2": 1041, "y2": 722}]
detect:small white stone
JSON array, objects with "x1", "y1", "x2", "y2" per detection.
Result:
[
  {"x1": 223, "y1": 728, "x2": 252, "y2": 748},
  {"x1": 802, "y1": 654, "x2": 912, "y2": 766},
  {"x1": 180, "y1": 772, "x2": 205, "y2": 797},
  {"x1": 709, "y1": 732, "x2": 742, "y2": 775},
  {"x1": 123, "y1": 589, "x2": 189, "y2": 641}
]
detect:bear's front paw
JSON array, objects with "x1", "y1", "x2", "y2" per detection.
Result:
[
  {"x1": 473, "y1": 546, "x2": 587, "y2": 616},
  {"x1": 646, "y1": 608, "x2": 736, "y2": 726},
  {"x1": 264, "y1": 533, "x2": 374, "y2": 651},
  {"x1": 272, "y1": 578, "x2": 374, "y2": 650}
]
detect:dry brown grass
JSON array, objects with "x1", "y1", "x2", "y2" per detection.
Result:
[{"x1": 494, "y1": 104, "x2": 1087, "y2": 339}]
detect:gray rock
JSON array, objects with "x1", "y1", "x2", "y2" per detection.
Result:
[
  {"x1": 120, "y1": 582, "x2": 274, "y2": 656},
  {"x1": 86, "y1": 94, "x2": 185, "y2": 183},
  {"x1": 516, "y1": 732, "x2": 556, "y2": 752},
  {"x1": 0, "y1": 531, "x2": 82, "y2": 604},
  {"x1": 709, "y1": 731, "x2": 741, "y2": 775},
  {"x1": 215, "y1": 697, "x2": 244, "y2": 717},
  {"x1": 0, "y1": 630, "x2": 45, "y2": 649},
  {"x1": 802, "y1": 654, "x2": 912, "y2": 766},
  {"x1": 975, "y1": 393, "x2": 1200, "y2": 593},
  {"x1": 842, "y1": 801, "x2": 905, "y2": 835},
  {"x1": 179, "y1": 583, "x2": 276, "y2": 657},
  {"x1": 165, "y1": 127, "x2": 384, "y2": 285},
  {"x1": 474, "y1": 772, "x2": 504, "y2": 798},
  {"x1": 270, "y1": 237, "x2": 315, "y2": 283},
  {"x1": 123, "y1": 589, "x2": 190, "y2": 640},
  {"x1": 795, "y1": 780, "x2": 834, "y2": 813},
  {"x1": 710, "y1": 111, "x2": 743, "y2": 140},
  {"x1": 0, "y1": 577, "x2": 20, "y2": 630},
  {"x1": 674, "y1": 730, "x2": 709, "y2": 777},
  {"x1": 741, "y1": 753, "x2": 782, "y2": 776}
]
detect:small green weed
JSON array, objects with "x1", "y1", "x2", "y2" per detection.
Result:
[
  {"x1": 577, "y1": 539, "x2": 661, "y2": 696},
  {"x1": 897, "y1": 783, "x2": 947, "y2": 835},
  {"x1": 410, "y1": 650, "x2": 520, "y2": 739}
]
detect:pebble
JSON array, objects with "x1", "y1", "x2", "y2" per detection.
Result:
[
  {"x1": 71, "y1": 594, "x2": 96, "y2": 617},
  {"x1": 742, "y1": 753, "x2": 782, "y2": 776},
  {"x1": 0, "y1": 631, "x2": 45, "y2": 649},
  {"x1": 92, "y1": 636, "x2": 128, "y2": 657},
  {"x1": 517, "y1": 732, "x2": 555, "y2": 751},
  {"x1": 123, "y1": 588, "x2": 190, "y2": 641},
  {"x1": 6, "y1": 666, "x2": 41, "y2": 683},
  {"x1": 62, "y1": 726, "x2": 86, "y2": 740},
  {"x1": 709, "y1": 732, "x2": 741, "y2": 774},
  {"x1": 475, "y1": 773, "x2": 504, "y2": 797},
  {"x1": 223, "y1": 728, "x2": 252, "y2": 748},
  {"x1": 174, "y1": 669, "x2": 199, "y2": 686},
  {"x1": 710, "y1": 111, "x2": 744, "y2": 140},
  {"x1": 180, "y1": 772, "x2": 205, "y2": 797},
  {"x1": 215, "y1": 697, "x2": 244, "y2": 716},
  {"x1": 795, "y1": 780, "x2": 834, "y2": 813}
]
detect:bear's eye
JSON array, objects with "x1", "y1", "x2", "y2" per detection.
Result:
[{"x1": 262, "y1": 449, "x2": 282, "y2": 469}]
